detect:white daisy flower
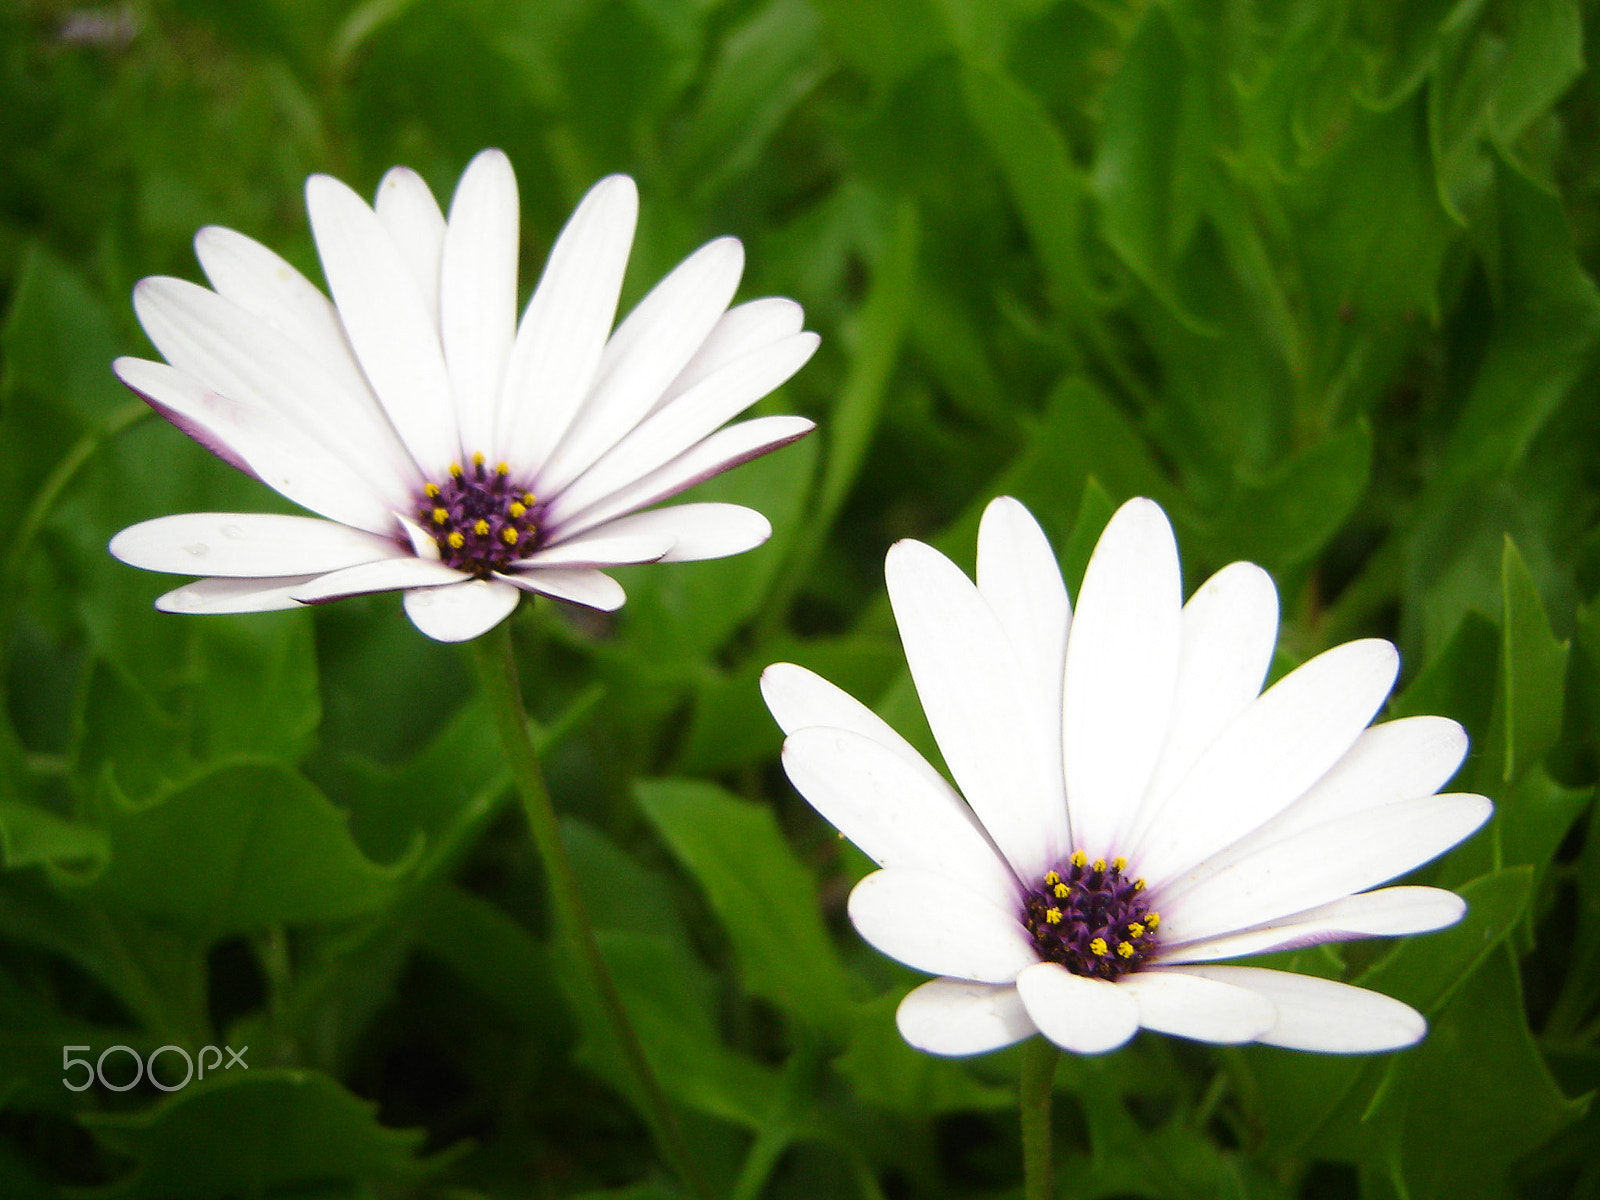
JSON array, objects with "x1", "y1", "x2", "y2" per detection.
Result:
[
  {"x1": 762, "y1": 497, "x2": 1491, "y2": 1056},
  {"x1": 109, "y1": 150, "x2": 819, "y2": 642}
]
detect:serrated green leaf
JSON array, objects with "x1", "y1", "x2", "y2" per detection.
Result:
[{"x1": 636, "y1": 778, "x2": 853, "y2": 1031}]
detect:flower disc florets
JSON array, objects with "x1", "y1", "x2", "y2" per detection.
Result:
[
  {"x1": 1022, "y1": 851, "x2": 1160, "y2": 980},
  {"x1": 417, "y1": 452, "x2": 542, "y2": 576}
]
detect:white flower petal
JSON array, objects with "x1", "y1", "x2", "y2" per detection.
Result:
[
  {"x1": 657, "y1": 297, "x2": 806, "y2": 411},
  {"x1": 1062, "y1": 498, "x2": 1182, "y2": 856},
  {"x1": 110, "y1": 513, "x2": 404, "y2": 577},
  {"x1": 885, "y1": 538, "x2": 1068, "y2": 881},
  {"x1": 155, "y1": 575, "x2": 319, "y2": 614},
  {"x1": 540, "y1": 237, "x2": 745, "y2": 495},
  {"x1": 572, "y1": 503, "x2": 769, "y2": 563},
  {"x1": 1014, "y1": 962, "x2": 1139, "y2": 1054},
  {"x1": 847, "y1": 869, "x2": 1038, "y2": 984},
  {"x1": 499, "y1": 567, "x2": 626, "y2": 612},
  {"x1": 1116, "y1": 969, "x2": 1277, "y2": 1043},
  {"x1": 396, "y1": 513, "x2": 442, "y2": 560},
  {"x1": 895, "y1": 978, "x2": 1036, "y2": 1057},
  {"x1": 513, "y1": 529, "x2": 675, "y2": 569},
  {"x1": 373, "y1": 165, "x2": 447, "y2": 327},
  {"x1": 115, "y1": 357, "x2": 397, "y2": 534},
  {"x1": 403, "y1": 578, "x2": 522, "y2": 642},
  {"x1": 306, "y1": 172, "x2": 460, "y2": 475},
  {"x1": 290, "y1": 557, "x2": 467, "y2": 603},
  {"x1": 762, "y1": 661, "x2": 922, "y2": 748},
  {"x1": 1132, "y1": 639, "x2": 1401, "y2": 887},
  {"x1": 976, "y1": 497, "x2": 1071, "y2": 737},
  {"x1": 1130, "y1": 562, "x2": 1278, "y2": 841},
  {"x1": 549, "y1": 415, "x2": 815, "y2": 541},
  {"x1": 441, "y1": 149, "x2": 519, "y2": 456},
  {"x1": 132, "y1": 279, "x2": 417, "y2": 505},
  {"x1": 1156, "y1": 793, "x2": 1492, "y2": 945},
  {"x1": 1177, "y1": 965, "x2": 1425, "y2": 1052},
  {"x1": 1158, "y1": 886, "x2": 1466, "y2": 964},
  {"x1": 498, "y1": 175, "x2": 638, "y2": 471},
  {"x1": 781, "y1": 726, "x2": 1018, "y2": 911},
  {"x1": 545, "y1": 332, "x2": 818, "y2": 524}
]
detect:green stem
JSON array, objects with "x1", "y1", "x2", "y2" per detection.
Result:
[
  {"x1": 1020, "y1": 1037, "x2": 1060, "y2": 1200},
  {"x1": 472, "y1": 622, "x2": 709, "y2": 1200}
]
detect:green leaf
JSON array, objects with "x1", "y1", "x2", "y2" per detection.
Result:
[
  {"x1": 0, "y1": 797, "x2": 107, "y2": 871},
  {"x1": 1389, "y1": 608, "x2": 1499, "y2": 742},
  {"x1": 1486, "y1": 535, "x2": 1570, "y2": 788},
  {"x1": 410, "y1": 881, "x2": 560, "y2": 1030},
  {"x1": 81, "y1": 1069, "x2": 426, "y2": 1197},
  {"x1": 188, "y1": 613, "x2": 320, "y2": 763},
  {"x1": 833, "y1": 991, "x2": 1011, "y2": 1117},
  {"x1": 635, "y1": 778, "x2": 853, "y2": 1031},
  {"x1": 0, "y1": 243, "x2": 126, "y2": 429},
  {"x1": 1489, "y1": 0, "x2": 1583, "y2": 150},
  {"x1": 809, "y1": 0, "x2": 943, "y2": 85},
  {"x1": 81, "y1": 761, "x2": 406, "y2": 939}
]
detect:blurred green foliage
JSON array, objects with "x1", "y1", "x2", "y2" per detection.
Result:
[{"x1": 2, "y1": 0, "x2": 1599, "y2": 1197}]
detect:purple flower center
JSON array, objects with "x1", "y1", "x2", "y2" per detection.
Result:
[
  {"x1": 1021, "y1": 852, "x2": 1160, "y2": 980},
  {"x1": 416, "y1": 453, "x2": 543, "y2": 577}
]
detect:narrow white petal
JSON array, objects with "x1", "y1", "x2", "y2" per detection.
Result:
[
  {"x1": 976, "y1": 497, "x2": 1071, "y2": 737},
  {"x1": 499, "y1": 567, "x2": 626, "y2": 612},
  {"x1": 1014, "y1": 963, "x2": 1139, "y2": 1054},
  {"x1": 1132, "y1": 639, "x2": 1401, "y2": 887},
  {"x1": 549, "y1": 415, "x2": 815, "y2": 541},
  {"x1": 1158, "y1": 886, "x2": 1466, "y2": 964},
  {"x1": 1130, "y1": 562, "x2": 1278, "y2": 841},
  {"x1": 781, "y1": 727, "x2": 1019, "y2": 911},
  {"x1": 498, "y1": 175, "x2": 638, "y2": 471},
  {"x1": 896, "y1": 979, "x2": 1036, "y2": 1057},
  {"x1": 1176, "y1": 965, "x2": 1425, "y2": 1052},
  {"x1": 156, "y1": 575, "x2": 319, "y2": 614},
  {"x1": 539, "y1": 237, "x2": 745, "y2": 494},
  {"x1": 545, "y1": 332, "x2": 818, "y2": 523},
  {"x1": 566, "y1": 502, "x2": 769, "y2": 563},
  {"x1": 403, "y1": 578, "x2": 522, "y2": 642},
  {"x1": 1062, "y1": 498, "x2": 1182, "y2": 856},
  {"x1": 193, "y1": 225, "x2": 385, "y2": 416},
  {"x1": 762, "y1": 661, "x2": 922, "y2": 748},
  {"x1": 657, "y1": 297, "x2": 806, "y2": 410},
  {"x1": 374, "y1": 166, "x2": 447, "y2": 326},
  {"x1": 110, "y1": 513, "x2": 403, "y2": 577},
  {"x1": 290, "y1": 557, "x2": 467, "y2": 602},
  {"x1": 1155, "y1": 793, "x2": 1492, "y2": 945},
  {"x1": 441, "y1": 149, "x2": 519, "y2": 456},
  {"x1": 115, "y1": 357, "x2": 397, "y2": 534},
  {"x1": 396, "y1": 513, "x2": 442, "y2": 560},
  {"x1": 847, "y1": 869, "x2": 1039, "y2": 984},
  {"x1": 1116, "y1": 969, "x2": 1277, "y2": 1043},
  {"x1": 513, "y1": 529, "x2": 675, "y2": 569},
  {"x1": 133, "y1": 279, "x2": 417, "y2": 505},
  {"x1": 306, "y1": 172, "x2": 460, "y2": 474},
  {"x1": 886, "y1": 538, "x2": 1070, "y2": 881}
]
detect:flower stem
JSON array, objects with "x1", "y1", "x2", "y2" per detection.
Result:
[
  {"x1": 472, "y1": 622, "x2": 709, "y2": 1200},
  {"x1": 1020, "y1": 1036, "x2": 1060, "y2": 1200}
]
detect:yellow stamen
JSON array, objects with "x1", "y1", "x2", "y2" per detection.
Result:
[
  {"x1": 1045, "y1": 907, "x2": 1062, "y2": 924},
  {"x1": 472, "y1": 451, "x2": 485, "y2": 466},
  {"x1": 447, "y1": 532, "x2": 465, "y2": 549},
  {"x1": 496, "y1": 460, "x2": 510, "y2": 475},
  {"x1": 1044, "y1": 871, "x2": 1060, "y2": 887},
  {"x1": 449, "y1": 462, "x2": 463, "y2": 477},
  {"x1": 1116, "y1": 941, "x2": 1134, "y2": 959},
  {"x1": 1092, "y1": 858, "x2": 1106, "y2": 873},
  {"x1": 1127, "y1": 922, "x2": 1145, "y2": 939},
  {"x1": 1089, "y1": 937, "x2": 1108, "y2": 957},
  {"x1": 522, "y1": 491, "x2": 536, "y2": 505},
  {"x1": 502, "y1": 528, "x2": 519, "y2": 546},
  {"x1": 1145, "y1": 912, "x2": 1159, "y2": 928},
  {"x1": 1112, "y1": 856, "x2": 1127, "y2": 872},
  {"x1": 473, "y1": 519, "x2": 490, "y2": 536},
  {"x1": 1134, "y1": 878, "x2": 1146, "y2": 892},
  {"x1": 1070, "y1": 850, "x2": 1087, "y2": 868},
  {"x1": 509, "y1": 502, "x2": 527, "y2": 519},
  {"x1": 432, "y1": 507, "x2": 448, "y2": 525},
  {"x1": 424, "y1": 482, "x2": 441, "y2": 498},
  {"x1": 1053, "y1": 882, "x2": 1069, "y2": 899}
]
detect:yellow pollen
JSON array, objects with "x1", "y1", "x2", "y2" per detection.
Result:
[
  {"x1": 472, "y1": 451, "x2": 485, "y2": 466},
  {"x1": 1089, "y1": 937, "x2": 1108, "y2": 957},
  {"x1": 502, "y1": 528, "x2": 519, "y2": 545},
  {"x1": 522, "y1": 491, "x2": 537, "y2": 505},
  {"x1": 432, "y1": 507, "x2": 448, "y2": 525},
  {"x1": 447, "y1": 532, "x2": 465, "y2": 549},
  {"x1": 1045, "y1": 907, "x2": 1062, "y2": 924},
  {"x1": 473, "y1": 519, "x2": 490, "y2": 536},
  {"x1": 1070, "y1": 850, "x2": 1087, "y2": 868},
  {"x1": 1092, "y1": 858, "x2": 1106, "y2": 873},
  {"x1": 1116, "y1": 941, "x2": 1134, "y2": 959},
  {"x1": 1127, "y1": 922, "x2": 1145, "y2": 938},
  {"x1": 1112, "y1": 856, "x2": 1127, "y2": 872},
  {"x1": 509, "y1": 502, "x2": 527, "y2": 519},
  {"x1": 1134, "y1": 878, "x2": 1146, "y2": 892},
  {"x1": 449, "y1": 462, "x2": 463, "y2": 477},
  {"x1": 424, "y1": 482, "x2": 440, "y2": 498},
  {"x1": 1145, "y1": 912, "x2": 1159, "y2": 928},
  {"x1": 1053, "y1": 882, "x2": 1069, "y2": 899},
  {"x1": 1044, "y1": 871, "x2": 1060, "y2": 887},
  {"x1": 496, "y1": 460, "x2": 511, "y2": 475}
]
